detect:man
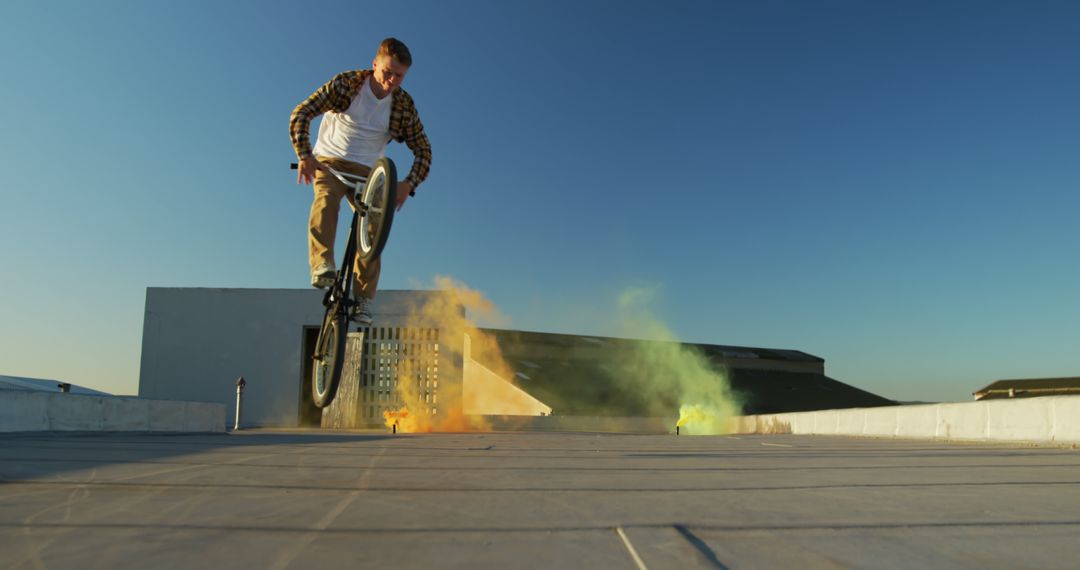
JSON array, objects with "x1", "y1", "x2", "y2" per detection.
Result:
[{"x1": 289, "y1": 37, "x2": 431, "y2": 325}]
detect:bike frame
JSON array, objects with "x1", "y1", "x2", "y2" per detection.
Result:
[
  {"x1": 319, "y1": 166, "x2": 368, "y2": 311},
  {"x1": 324, "y1": 210, "x2": 358, "y2": 310},
  {"x1": 310, "y1": 194, "x2": 358, "y2": 409},
  {"x1": 293, "y1": 158, "x2": 397, "y2": 408}
]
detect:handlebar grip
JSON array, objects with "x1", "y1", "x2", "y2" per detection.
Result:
[{"x1": 290, "y1": 163, "x2": 298, "y2": 170}]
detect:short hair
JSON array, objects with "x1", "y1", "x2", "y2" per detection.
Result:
[{"x1": 377, "y1": 37, "x2": 412, "y2": 67}]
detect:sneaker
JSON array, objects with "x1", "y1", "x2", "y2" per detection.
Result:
[
  {"x1": 311, "y1": 262, "x2": 336, "y2": 289},
  {"x1": 349, "y1": 297, "x2": 374, "y2": 326}
]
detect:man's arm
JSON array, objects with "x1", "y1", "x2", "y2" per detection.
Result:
[
  {"x1": 392, "y1": 97, "x2": 431, "y2": 211},
  {"x1": 397, "y1": 97, "x2": 432, "y2": 192},
  {"x1": 289, "y1": 72, "x2": 354, "y2": 162},
  {"x1": 290, "y1": 72, "x2": 359, "y2": 185}
]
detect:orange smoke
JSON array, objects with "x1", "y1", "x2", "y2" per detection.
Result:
[
  {"x1": 383, "y1": 406, "x2": 479, "y2": 433},
  {"x1": 383, "y1": 407, "x2": 411, "y2": 431},
  {"x1": 383, "y1": 277, "x2": 521, "y2": 433}
]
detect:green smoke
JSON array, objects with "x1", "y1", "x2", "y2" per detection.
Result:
[{"x1": 615, "y1": 288, "x2": 743, "y2": 434}]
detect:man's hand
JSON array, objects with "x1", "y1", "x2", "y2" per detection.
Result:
[
  {"x1": 296, "y1": 156, "x2": 326, "y2": 185},
  {"x1": 396, "y1": 181, "x2": 413, "y2": 212}
]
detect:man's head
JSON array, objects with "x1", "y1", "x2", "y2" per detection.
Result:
[{"x1": 371, "y1": 38, "x2": 411, "y2": 96}]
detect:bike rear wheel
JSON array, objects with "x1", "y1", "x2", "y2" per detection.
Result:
[
  {"x1": 356, "y1": 157, "x2": 397, "y2": 264},
  {"x1": 311, "y1": 298, "x2": 348, "y2": 408}
]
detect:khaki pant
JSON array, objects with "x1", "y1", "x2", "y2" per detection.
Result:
[{"x1": 308, "y1": 156, "x2": 381, "y2": 300}]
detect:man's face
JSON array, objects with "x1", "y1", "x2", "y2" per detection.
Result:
[{"x1": 372, "y1": 55, "x2": 408, "y2": 94}]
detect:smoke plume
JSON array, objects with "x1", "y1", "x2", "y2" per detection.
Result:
[
  {"x1": 614, "y1": 288, "x2": 743, "y2": 434},
  {"x1": 383, "y1": 276, "x2": 517, "y2": 433}
]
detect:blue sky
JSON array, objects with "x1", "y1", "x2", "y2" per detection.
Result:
[{"x1": 1, "y1": 0, "x2": 1078, "y2": 402}]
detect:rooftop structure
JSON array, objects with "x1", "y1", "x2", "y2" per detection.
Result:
[
  {"x1": 0, "y1": 374, "x2": 111, "y2": 397},
  {"x1": 139, "y1": 288, "x2": 892, "y2": 427}
]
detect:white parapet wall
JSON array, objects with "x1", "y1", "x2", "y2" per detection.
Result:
[
  {"x1": 732, "y1": 396, "x2": 1080, "y2": 444},
  {"x1": 0, "y1": 391, "x2": 226, "y2": 433}
]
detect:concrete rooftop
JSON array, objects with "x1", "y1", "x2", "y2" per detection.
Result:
[{"x1": 3, "y1": 431, "x2": 1080, "y2": 569}]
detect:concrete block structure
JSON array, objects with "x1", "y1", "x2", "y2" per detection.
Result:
[{"x1": 139, "y1": 288, "x2": 460, "y2": 428}]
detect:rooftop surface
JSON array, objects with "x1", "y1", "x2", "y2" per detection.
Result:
[{"x1": 3, "y1": 430, "x2": 1080, "y2": 568}]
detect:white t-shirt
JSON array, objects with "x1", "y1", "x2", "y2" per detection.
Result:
[{"x1": 312, "y1": 77, "x2": 392, "y2": 167}]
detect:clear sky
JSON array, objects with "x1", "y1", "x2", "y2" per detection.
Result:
[{"x1": 2, "y1": 0, "x2": 1078, "y2": 403}]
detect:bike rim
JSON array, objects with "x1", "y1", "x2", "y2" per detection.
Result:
[
  {"x1": 314, "y1": 316, "x2": 339, "y2": 399},
  {"x1": 359, "y1": 165, "x2": 388, "y2": 256},
  {"x1": 314, "y1": 360, "x2": 329, "y2": 397}
]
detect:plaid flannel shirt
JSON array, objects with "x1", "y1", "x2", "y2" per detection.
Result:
[{"x1": 290, "y1": 69, "x2": 431, "y2": 190}]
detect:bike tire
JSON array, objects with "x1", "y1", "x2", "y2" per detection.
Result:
[
  {"x1": 356, "y1": 157, "x2": 397, "y2": 264},
  {"x1": 311, "y1": 300, "x2": 349, "y2": 408}
]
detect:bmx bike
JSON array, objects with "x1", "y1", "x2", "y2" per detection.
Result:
[{"x1": 291, "y1": 157, "x2": 398, "y2": 408}]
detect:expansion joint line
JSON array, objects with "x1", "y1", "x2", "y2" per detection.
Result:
[{"x1": 615, "y1": 526, "x2": 648, "y2": 570}]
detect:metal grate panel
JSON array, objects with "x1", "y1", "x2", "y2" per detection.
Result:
[{"x1": 360, "y1": 326, "x2": 441, "y2": 423}]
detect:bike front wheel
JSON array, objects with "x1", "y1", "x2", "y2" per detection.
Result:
[
  {"x1": 311, "y1": 299, "x2": 348, "y2": 408},
  {"x1": 356, "y1": 156, "x2": 397, "y2": 264}
]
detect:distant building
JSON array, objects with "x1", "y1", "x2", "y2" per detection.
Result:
[{"x1": 973, "y1": 377, "x2": 1080, "y2": 400}]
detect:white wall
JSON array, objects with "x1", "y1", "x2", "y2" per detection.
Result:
[
  {"x1": 0, "y1": 391, "x2": 225, "y2": 433},
  {"x1": 138, "y1": 288, "x2": 456, "y2": 427},
  {"x1": 734, "y1": 396, "x2": 1080, "y2": 444}
]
